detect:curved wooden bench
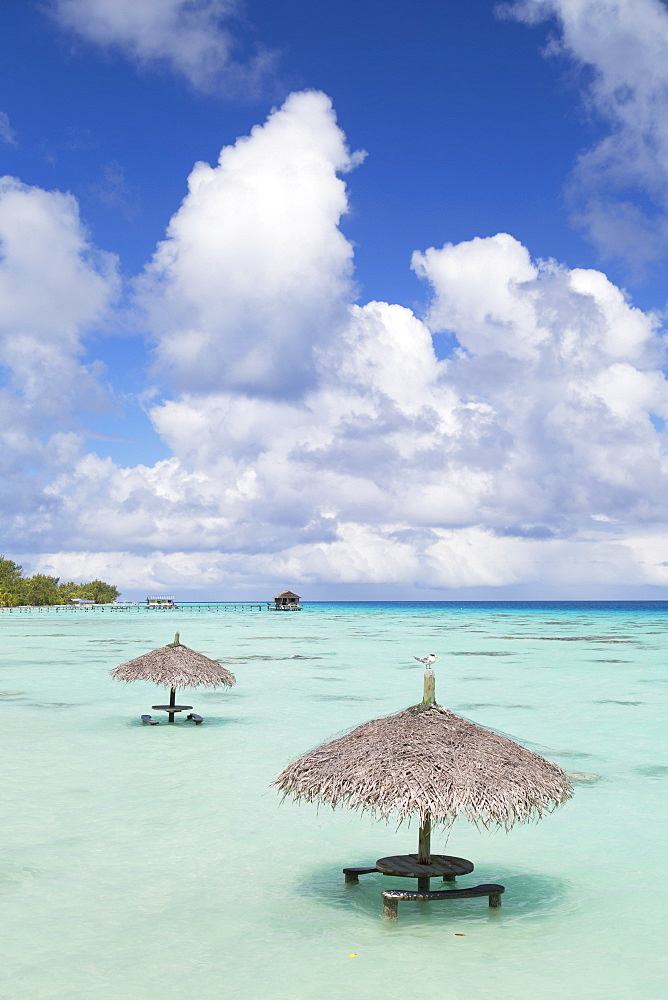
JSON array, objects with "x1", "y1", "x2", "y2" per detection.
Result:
[
  {"x1": 382, "y1": 883, "x2": 505, "y2": 919},
  {"x1": 343, "y1": 866, "x2": 378, "y2": 883}
]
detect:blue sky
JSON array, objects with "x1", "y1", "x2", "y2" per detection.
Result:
[{"x1": 2, "y1": 0, "x2": 668, "y2": 600}]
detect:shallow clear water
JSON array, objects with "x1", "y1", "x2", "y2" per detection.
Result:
[{"x1": 1, "y1": 601, "x2": 666, "y2": 1000}]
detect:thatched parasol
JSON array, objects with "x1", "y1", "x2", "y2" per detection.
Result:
[
  {"x1": 275, "y1": 668, "x2": 571, "y2": 865},
  {"x1": 111, "y1": 632, "x2": 236, "y2": 722}
]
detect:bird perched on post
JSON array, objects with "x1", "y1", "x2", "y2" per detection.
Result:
[{"x1": 414, "y1": 654, "x2": 439, "y2": 667}]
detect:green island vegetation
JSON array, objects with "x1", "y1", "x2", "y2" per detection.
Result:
[{"x1": 0, "y1": 557, "x2": 120, "y2": 607}]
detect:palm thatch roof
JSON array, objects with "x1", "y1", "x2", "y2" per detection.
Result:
[
  {"x1": 111, "y1": 633, "x2": 236, "y2": 690},
  {"x1": 275, "y1": 680, "x2": 571, "y2": 830}
]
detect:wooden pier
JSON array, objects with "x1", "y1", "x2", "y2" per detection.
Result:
[
  {"x1": 177, "y1": 602, "x2": 269, "y2": 612},
  {"x1": 0, "y1": 601, "x2": 300, "y2": 613}
]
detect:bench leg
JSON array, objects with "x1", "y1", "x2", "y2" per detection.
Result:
[
  {"x1": 345, "y1": 872, "x2": 359, "y2": 884},
  {"x1": 489, "y1": 892, "x2": 502, "y2": 908},
  {"x1": 383, "y1": 897, "x2": 399, "y2": 920}
]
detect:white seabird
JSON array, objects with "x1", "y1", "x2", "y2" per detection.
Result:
[{"x1": 414, "y1": 654, "x2": 439, "y2": 667}]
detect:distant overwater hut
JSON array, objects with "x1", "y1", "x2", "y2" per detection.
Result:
[
  {"x1": 273, "y1": 591, "x2": 302, "y2": 610},
  {"x1": 146, "y1": 596, "x2": 175, "y2": 609}
]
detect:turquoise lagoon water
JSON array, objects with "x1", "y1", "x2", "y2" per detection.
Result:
[{"x1": 1, "y1": 601, "x2": 666, "y2": 1000}]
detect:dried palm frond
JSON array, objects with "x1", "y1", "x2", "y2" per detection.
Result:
[
  {"x1": 111, "y1": 634, "x2": 236, "y2": 690},
  {"x1": 275, "y1": 699, "x2": 570, "y2": 830}
]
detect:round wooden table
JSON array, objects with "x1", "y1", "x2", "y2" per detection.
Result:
[
  {"x1": 152, "y1": 704, "x2": 193, "y2": 723},
  {"x1": 376, "y1": 854, "x2": 473, "y2": 890},
  {"x1": 376, "y1": 854, "x2": 473, "y2": 877}
]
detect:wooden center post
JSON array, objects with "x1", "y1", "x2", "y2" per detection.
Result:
[
  {"x1": 418, "y1": 668, "x2": 436, "y2": 891},
  {"x1": 417, "y1": 815, "x2": 431, "y2": 891}
]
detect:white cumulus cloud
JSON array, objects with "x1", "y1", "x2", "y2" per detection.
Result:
[
  {"x1": 139, "y1": 90, "x2": 362, "y2": 398},
  {"x1": 503, "y1": 0, "x2": 668, "y2": 266},
  {"x1": 3, "y1": 92, "x2": 668, "y2": 596},
  {"x1": 0, "y1": 177, "x2": 119, "y2": 525},
  {"x1": 51, "y1": 0, "x2": 275, "y2": 94}
]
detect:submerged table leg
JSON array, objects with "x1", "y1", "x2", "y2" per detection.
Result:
[
  {"x1": 417, "y1": 876, "x2": 430, "y2": 892},
  {"x1": 443, "y1": 874, "x2": 456, "y2": 882}
]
